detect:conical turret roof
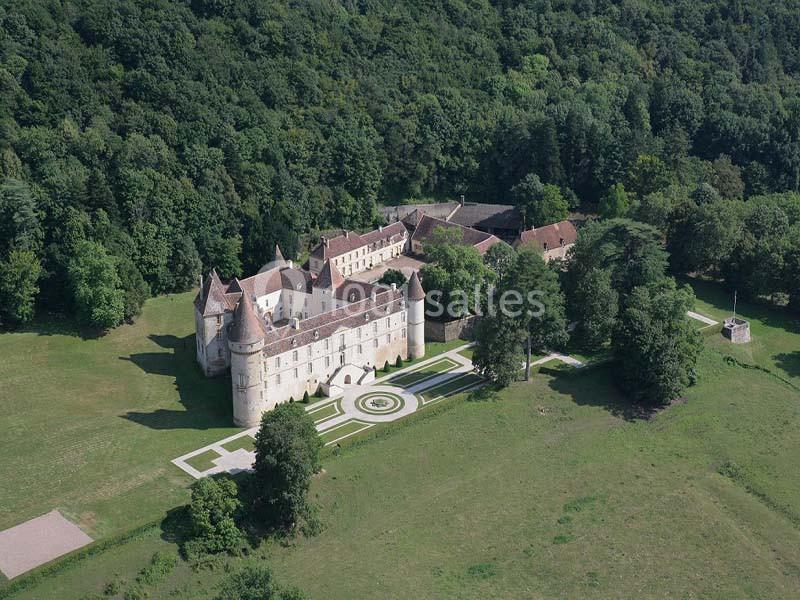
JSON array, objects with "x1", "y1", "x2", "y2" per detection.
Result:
[
  {"x1": 229, "y1": 293, "x2": 265, "y2": 344},
  {"x1": 407, "y1": 271, "x2": 425, "y2": 300}
]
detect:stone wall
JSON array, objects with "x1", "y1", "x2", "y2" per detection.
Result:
[{"x1": 425, "y1": 315, "x2": 479, "y2": 343}]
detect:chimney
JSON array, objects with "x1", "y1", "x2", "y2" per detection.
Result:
[
  {"x1": 291, "y1": 317, "x2": 300, "y2": 330},
  {"x1": 370, "y1": 290, "x2": 377, "y2": 303},
  {"x1": 199, "y1": 274, "x2": 204, "y2": 298},
  {"x1": 460, "y1": 194, "x2": 465, "y2": 206},
  {"x1": 379, "y1": 225, "x2": 383, "y2": 232},
  {"x1": 321, "y1": 235, "x2": 329, "y2": 247},
  {"x1": 287, "y1": 260, "x2": 293, "y2": 269},
  {"x1": 391, "y1": 283, "x2": 397, "y2": 291}
]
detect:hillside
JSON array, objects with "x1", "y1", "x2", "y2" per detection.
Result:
[{"x1": 2, "y1": 0, "x2": 800, "y2": 326}]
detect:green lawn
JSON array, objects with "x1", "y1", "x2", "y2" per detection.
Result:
[
  {"x1": 683, "y1": 276, "x2": 800, "y2": 385},
  {"x1": 4, "y1": 281, "x2": 800, "y2": 598},
  {"x1": 220, "y1": 436, "x2": 255, "y2": 454},
  {"x1": 420, "y1": 373, "x2": 483, "y2": 402},
  {"x1": 318, "y1": 420, "x2": 373, "y2": 445},
  {"x1": 0, "y1": 291, "x2": 239, "y2": 543},
  {"x1": 184, "y1": 449, "x2": 221, "y2": 472},
  {"x1": 387, "y1": 357, "x2": 459, "y2": 387},
  {"x1": 11, "y1": 348, "x2": 800, "y2": 599}
]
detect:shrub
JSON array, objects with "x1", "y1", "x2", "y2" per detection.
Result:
[
  {"x1": 383, "y1": 360, "x2": 390, "y2": 372},
  {"x1": 302, "y1": 391, "x2": 309, "y2": 403},
  {"x1": 395, "y1": 356, "x2": 403, "y2": 368},
  {"x1": 186, "y1": 477, "x2": 244, "y2": 556},
  {"x1": 136, "y1": 551, "x2": 178, "y2": 586},
  {"x1": 215, "y1": 565, "x2": 308, "y2": 600}
]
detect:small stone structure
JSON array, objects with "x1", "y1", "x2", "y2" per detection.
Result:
[
  {"x1": 722, "y1": 317, "x2": 750, "y2": 343},
  {"x1": 425, "y1": 314, "x2": 479, "y2": 343}
]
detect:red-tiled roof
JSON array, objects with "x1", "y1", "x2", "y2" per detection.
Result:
[
  {"x1": 515, "y1": 220, "x2": 578, "y2": 251},
  {"x1": 409, "y1": 214, "x2": 503, "y2": 255},
  {"x1": 310, "y1": 222, "x2": 408, "y2": 260},
  {"x1": 261, "y1": 288, "x2": 405, "y2": 357},
  {"x1": 314, "y1": 259, "x2": 345, "y2": 289}
]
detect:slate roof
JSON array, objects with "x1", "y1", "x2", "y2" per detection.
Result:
[
  {"x1": 448, "y1": 202, "x2": 523, "y2": 231},
  {"x1": 261, "y1": 288, "x2": 405, "y2": 358},
  {"x1": 515, "y1": 220, "x2": 578, "y2": 251},
  {"x1": 194, "y1": 270, "x2": 235, "y2": 316},
  {"x1": 309, "y1": 222, "x2": 408, "y2": 260},
  {"x1": 407, "y1": 271, "x2": 425, "y2": 301},
  {"x1": 380, "y1": 202, "x2": 460, "y2": 223},
  {"x1": 229, "y1": 293, "x2": 266, "y2": 344}
]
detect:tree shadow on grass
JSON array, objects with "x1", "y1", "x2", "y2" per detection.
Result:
[
  {"x1": 544, "y1": 363, "x2": 665, "y2": 421},
  {"x1": 120, "y1": 334, "x2": 233, "y2": 430},
  {"x1": 682, "y1": 276, "x2": 800, "y2": 333},
  {"x1": 774, "y1": 352, "x2": 800, "y2": 379},
  {"x1": 4, "y1": 312, "x2": 105, "y2": 340}
]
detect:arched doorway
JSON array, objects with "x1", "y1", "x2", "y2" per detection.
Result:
[{"x1": 344, "y1": 374, "x2": 352, "y2": 385}]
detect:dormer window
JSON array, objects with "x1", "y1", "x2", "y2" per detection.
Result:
[
  {"x1": 543, "y1": 242, "x2": 548, "y2": 251},
  {"x1": 559, "y1": 237, "x2": 564, "y2": 247},
  {"x1": 314, "y1": 330, "x2": 319, "y2": 339}
]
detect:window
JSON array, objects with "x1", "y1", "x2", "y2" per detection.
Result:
[
  {"x1": 357, "y1": 327, "x2": 362, "y2": 339},
  {"x1": 275, "y1": 357, "x2": 281, "y2": 368},
  {"x1": 276, "y1": 373, "x2": 281, "y2": 385},
  {"x1": 402, "y1": 312, "x2": 406, "y2": 322},
  {"x1": 373, "y1": 322, "x2": 378, "y2": 334},
  {"x1": 321, "y1": 301, "x2": 326, "y2": 312},
  {"x1": 239, "y1": 373, "x2": 246, "y2": 387},
  {"x1": 357, "y1": 344, "x2": 362, "y2": 355},
  {"x1": 294, "y1": 368, "x2": 298, "y2": 379},
  {"x1": 373, "y1": 339, "x2": 378, "y2": 348},
  {"x1": 325, "y1": 356, "x2": 330, "y2": 368},
  {"x1": 386, "y1": 334, "x2": 391, "y2": 344},
  {"x1": 339, "y1": 334, "x2": 345, "y2": 348},
  {"x1": 308, "y1": 363, "x2": 313, "y2": 374},
  {"x1": 385, "y1": 317, "x2": 390, "y2": 328},
  {"x1": 325, "y1": 338, "x2": 330, "y2": 350},
  {"x1": 308, "y1": 346, "x2": 312, "y2": 358},
  {"x1": 216, "y1": 330, "x2": 222, "y2": 340},
  {"x1": 293, "y1": 350, "x2": 298, "y2": 362},
  {"x1": 217, "y1": 315, "x2": 222, "y2": 325},
  {"x1": 402, "y1": 329, "x2": 406, "y2": 338}
]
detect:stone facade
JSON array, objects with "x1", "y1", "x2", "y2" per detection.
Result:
[
  {"x1": 308, "y1": 222, "x2": 409, "y2": 277},
  {"x1": 195, "y1": 259, "x2": 425, "y2": 427}
]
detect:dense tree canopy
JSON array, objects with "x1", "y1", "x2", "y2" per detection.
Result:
[{"x1": 3, "y1": 0, "x2": 800, "y2": 327}]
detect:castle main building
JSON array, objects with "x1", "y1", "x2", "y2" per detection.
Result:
[{"x1": 195, "y1": 255, "x2": 425, "y2": 427}]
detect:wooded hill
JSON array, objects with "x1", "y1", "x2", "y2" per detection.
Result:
[{"x1": 2, "y1": 0, "x2": 800, "y2": 328}]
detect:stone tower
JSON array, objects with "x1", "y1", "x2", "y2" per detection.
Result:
[
  {"x1": 228, "y1": 293, "x2": 267, "y2": 427},
  {"x1": 406, "y1": 271, "x2": 425, "y2": 359}
]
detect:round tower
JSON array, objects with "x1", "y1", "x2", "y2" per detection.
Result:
[
  {"x1": 228, "y1": 293, "x2": 267, "y2": 427},
  {"x1": 406, "y1": 271, "x2": 426, "y2": 360}
]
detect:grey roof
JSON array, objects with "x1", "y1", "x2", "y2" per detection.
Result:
[
  {"x1": 229, "y1": 293, "x2": 265, "y2": 344},
  {"x1": 407, "y1": 271, "x2": 425, "y2": 301},
  {"x1": 194, "y1": 270, "x2": 234, "y2": 316},
  {"x1": 381, "y1": 202, "x2": 460, "y2": 223},
  {"x1": 448, "y1": 202, "x2": 523, "y2": 231}
]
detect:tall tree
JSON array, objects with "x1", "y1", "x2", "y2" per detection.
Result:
[
  {"x1": 67, "y1": 241, "x2": 125, "y2": 329},
  {"x1": 570, "y1": 268, "x2": 618, "y2": 352},
  {"x1": 613, "y1": 280, "x2": 701, "y2": 405},
  {"x1": 0, "y1": 249, "x2": 41, "y2": 326},
  {"x1": 599, "y1": 183, "x2": 629, "y2": 219},
  {"x1": 253, "y1": 403, "x2": 322, "y2": 532}
]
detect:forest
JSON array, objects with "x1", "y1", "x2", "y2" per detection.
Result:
[{"x1": 2, "y1": 0, "x2": 800, "y2": 328}]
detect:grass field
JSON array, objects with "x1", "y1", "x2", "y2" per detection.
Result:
[
  {"x1": 0, "y1": 291, "x2": 239, "y2": 543},
  {"x1": 9, "y1": 347, "x2": 800, "y2": 599},
  {"x1": 3, "y1": 280, "x2": 800, "y2": 598}
]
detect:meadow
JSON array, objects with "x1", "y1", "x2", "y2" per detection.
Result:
[{"x1": 1, "y1": 280, "x2": 799, "y2": 598}]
